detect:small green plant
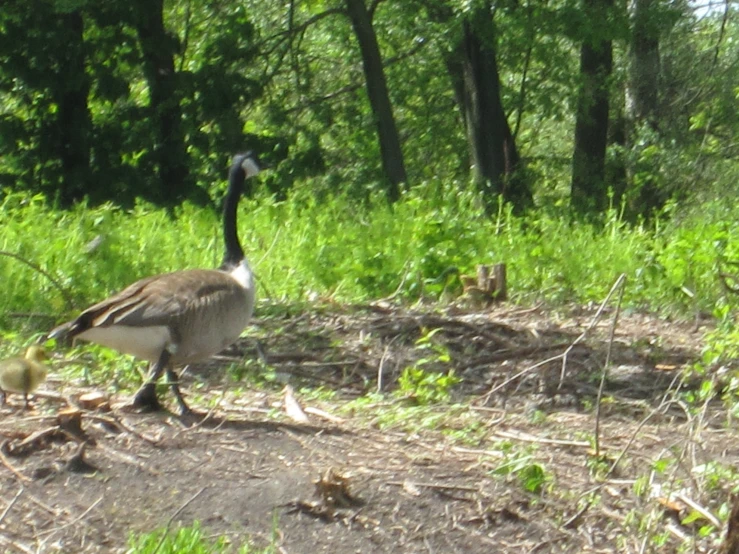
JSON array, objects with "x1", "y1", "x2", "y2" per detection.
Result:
[
  {"x1": 490, "y1": 442, "x2": 549, "y2": 495},
  {"x1": 692, "y1": 461, "x2": 739, "y2": 492},
  {"x1": 126, "y1": 522, "x2": 266, "y2": 554},
  {"x1": 396, "y1": 328, "x2": 460, "y2": 404},
  {"x1": 397, "y1": 366, "x2": 460, "y2": 405}
]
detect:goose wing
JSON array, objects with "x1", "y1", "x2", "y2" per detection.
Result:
[{"x1": 52, "y1": 269, "x2": 249, "y2": 337}]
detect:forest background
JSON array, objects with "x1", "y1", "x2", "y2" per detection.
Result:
[{"x1": 0, "y1": 0, "x2": 738, "y2": 323}]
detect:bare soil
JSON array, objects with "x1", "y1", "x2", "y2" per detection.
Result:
[{"x1": 0, "y1": 302, "x2": 733, "y2": 553}]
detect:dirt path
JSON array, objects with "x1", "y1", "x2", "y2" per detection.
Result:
[{"x1": 0, "y1": 303, "x2": 730, "y2": 553}]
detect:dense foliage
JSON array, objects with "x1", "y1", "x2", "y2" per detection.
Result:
[{"x1": 0, "y1": 0, "x2": 735, "y2": 215}]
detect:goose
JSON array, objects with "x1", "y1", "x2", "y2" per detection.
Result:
[
  {"x1": 49, "y1": 152, "x2": 261, "y2": 415},
  {"x1": 0, "y1": 346, "x2": 48, "y2": 408}
]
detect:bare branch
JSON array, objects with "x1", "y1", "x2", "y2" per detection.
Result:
[
  {"x1": 0, "y1": 251, "x2": 75, "y2": 311},
  {"x1": 283, "y1": 37, "x2": 428, "y2": 114},
  {"x1": 254, "y1": 7, "x2": 346, "y2": 53}
]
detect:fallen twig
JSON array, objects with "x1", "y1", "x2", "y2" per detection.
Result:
[
  {"x1": 675, "y1": 492, "x2": 721, "y2": 528},
  {"x1": 494, "y1": 429, "x2": 591, "y2": 449},
  {"x1": 386, "y1": 480, "x2": 479, "y2": 493},
  {"x1": 0, "y1": 534, "x2": 34, "y2": 554},
  {"x1": 594, "y1": 273, "x2": 627, "y2": 457},
  {"x1": 152, "y1": 487, "x2": 207, "y2": 554},
  {"x1": 0, "y1": 487, "x2": 23, "y2": 526},
  {"x1": 0, "y1": 448, "x2": 29, "y2": 483},
  {"x1": 37, "y1": 496, "x2": 103, "y2": 537}
]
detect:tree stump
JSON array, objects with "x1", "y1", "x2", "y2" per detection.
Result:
[{"x1": 460, "y1": 263, "x2": 507, "y2": 306}]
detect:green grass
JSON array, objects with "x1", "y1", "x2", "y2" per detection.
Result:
[
  {"x1": 1, "y1": 181, "x2": 738, "y2": 331},
  {"x1": 126, "y1": 522, "x2": 270, "y2": 554}
]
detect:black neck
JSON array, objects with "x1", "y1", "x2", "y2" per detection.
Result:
[{"x1": 221, "y1": 164, "x2": 246, "y2": 269}]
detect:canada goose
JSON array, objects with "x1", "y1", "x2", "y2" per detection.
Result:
[
  {"x1": 0, "y1": 346, "x2": 48, "y2": 408},
  {"x1": 49, "y1": 152, "x2": 261, "y2": 415}
]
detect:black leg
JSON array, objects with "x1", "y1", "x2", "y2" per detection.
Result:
[
  {"x1": 23, "y1": 392, "x2": 29, "y2": 409},
  {"x1": 131, "y1": 350, "x2": 170, "y2": 411},
  {"x1": 165, "y1": 366, "x2": 192, "y2": 416}
]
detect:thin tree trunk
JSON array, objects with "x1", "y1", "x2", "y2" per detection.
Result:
[
  {"x1": 626, "y1": 0, "x2": 664, "y2": 216},
  {"x1": 345, "y1": 0, "x2": 407, "y2": 201},
  {"x1": 134, "y1": 0, "x2": 190, "y2": 205},
  {"x1": 453, "y1": 7, "x2": 532, "y2": 215},
  {"x1": 56, "y1": 11, "x2": 92, "y2": 205},
  {"x1": 571, "y1": 0, "x2": 614, "y2": 215},
  {"x1": 628, "y1": 0, "x2": 660, "y2": 125}
]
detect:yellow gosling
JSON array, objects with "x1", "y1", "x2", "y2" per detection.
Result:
[{"x1": 0, "y1": 346, "x2": 48, "y2": 408}]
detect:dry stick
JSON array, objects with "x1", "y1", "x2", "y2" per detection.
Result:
[
  {"x1": 0, "y1": 487, "x2": 23, "y2": 526},
  {"x1": 557, "y1": 275, "x2": 628, "y2": 390},
  {"x1": 562, "y1": 276, "x2": 637, "y2": 530},
  {"x1": 37, "y1": 496, "x2": 103, "y2": 537},
  {"x1": 0, "y1": 250, "x2": 75, "y2": 311},
  {"x1": 605, "y1": 368, "x2": 688, "y2": 479},
  {"x1": 0, "y1": 449, "x2": 29, "y2": 483},
  {"x1": 565, "y1": 362, "x2": 686, "y2": 529},
  {"x1": 482, "y1": 353, "x2": 564, "y2": 399},
  {"x1": 494, "y1": 429, "x2": 590, "y2": 449},
  {"x1": 87, "y1": 413, "x2": 162, "y2": 446},
  {"x1": 480, "y1": 276, "x2": 627, "y2": 404},
  {"x1": 152, "y1": 487, "x2": 207, "y2": 554},
  {"x1": 386, "y1": 481, "x2": 479, "y2": 493},
  {"x1": 0, "y1": 534, "x2": 34, "y2": 554},
  {"x1": 594, "y1": 273, "x2": 627, "y2": 458},
  {"x1": 675, "y1": 492, "x2": 721, "y2": 529},
  {"x1": 377, "y1": 338, "x2": 397, "y2": 393}
]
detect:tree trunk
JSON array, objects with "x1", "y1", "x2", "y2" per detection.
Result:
[
  {"x1": 571, "y1": 0, "x2": 614, "y2": 216},
  {"x1": 133, "y1": 0, "x2": 190, "y2": 205},
  {"x1": 626, "y1": 0, "x2": 664, "y2": 216},
  {"x1": 56, "y1": 11, "x2": 92, "y2": 206},
  {"x1": 452, "y1": 6, "x2": 532, "y2": 215},
  {"x1": 344, "y1": 0, "x2": 407, "y2": 202},
  {"x1": 628, "y1": 0, "x2": 660, "y2": 126}
]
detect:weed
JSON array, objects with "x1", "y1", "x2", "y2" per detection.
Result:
[
  {"x1": 490, "y1": 442, "x2": 549, "y2": 495},
  {"x1": 126, "y1": 521, "x2": 267, "y2": 554},
  {"x1": 396, "y1": 328, "x2": 460, "y2": 404}
]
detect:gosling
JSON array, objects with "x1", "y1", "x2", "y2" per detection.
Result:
[{"x1": 0, "y1": 346, "x2": 48, "y2": 408}]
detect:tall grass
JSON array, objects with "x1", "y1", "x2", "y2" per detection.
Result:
[{"x1": 1, "y1": 181, "x2": 737, "y2": 334}]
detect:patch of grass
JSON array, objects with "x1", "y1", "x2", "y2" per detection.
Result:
[
  {"x1": 126, "y1": 522, "x2": 269, "y2": 554},
  {"x1": 342, "y1": 392, "x2": 477, "y2": 435},
  {"x1": 2, "y1": 183, "x2": 739, "y2": 332}
]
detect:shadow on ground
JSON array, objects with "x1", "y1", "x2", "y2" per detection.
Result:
[{"x1": 0, "y1": 302, "x2": 729, "y2": 553}]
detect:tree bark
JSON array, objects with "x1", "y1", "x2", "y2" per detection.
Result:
[
  {"x1": 571, "y1": 0, "x2": 614, "y2": 215},
  {"x1": 626, "y1": 0, "x2": 664, "y2": 215},
  {"x1": 133, "y1": 0, "x2": 190, "y2": 205},
  {"x1": 628, "y1": 0, "x2": 660, "y2": 126},
  {"x1": 56, "y1": 11, "x2": 92, "y2": 206},
  {"x1": 451, "y1": 6, "x2": 532, "y2": 215},
  {"x1": 344, "y1": 0, "x2": 407, "y2": 202}
]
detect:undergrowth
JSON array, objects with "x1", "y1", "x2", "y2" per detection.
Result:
[{"x1": 1, "y1": 181, "x2": 737, "y2": 330}]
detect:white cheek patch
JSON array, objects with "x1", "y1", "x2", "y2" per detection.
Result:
[{"x1": 241, "y1": 157, "x2": 260, "y2": 178}]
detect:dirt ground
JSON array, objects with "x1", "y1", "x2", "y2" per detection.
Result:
[{"x1": 0, "y1": 301, "x2": 734, "y2": 553}]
